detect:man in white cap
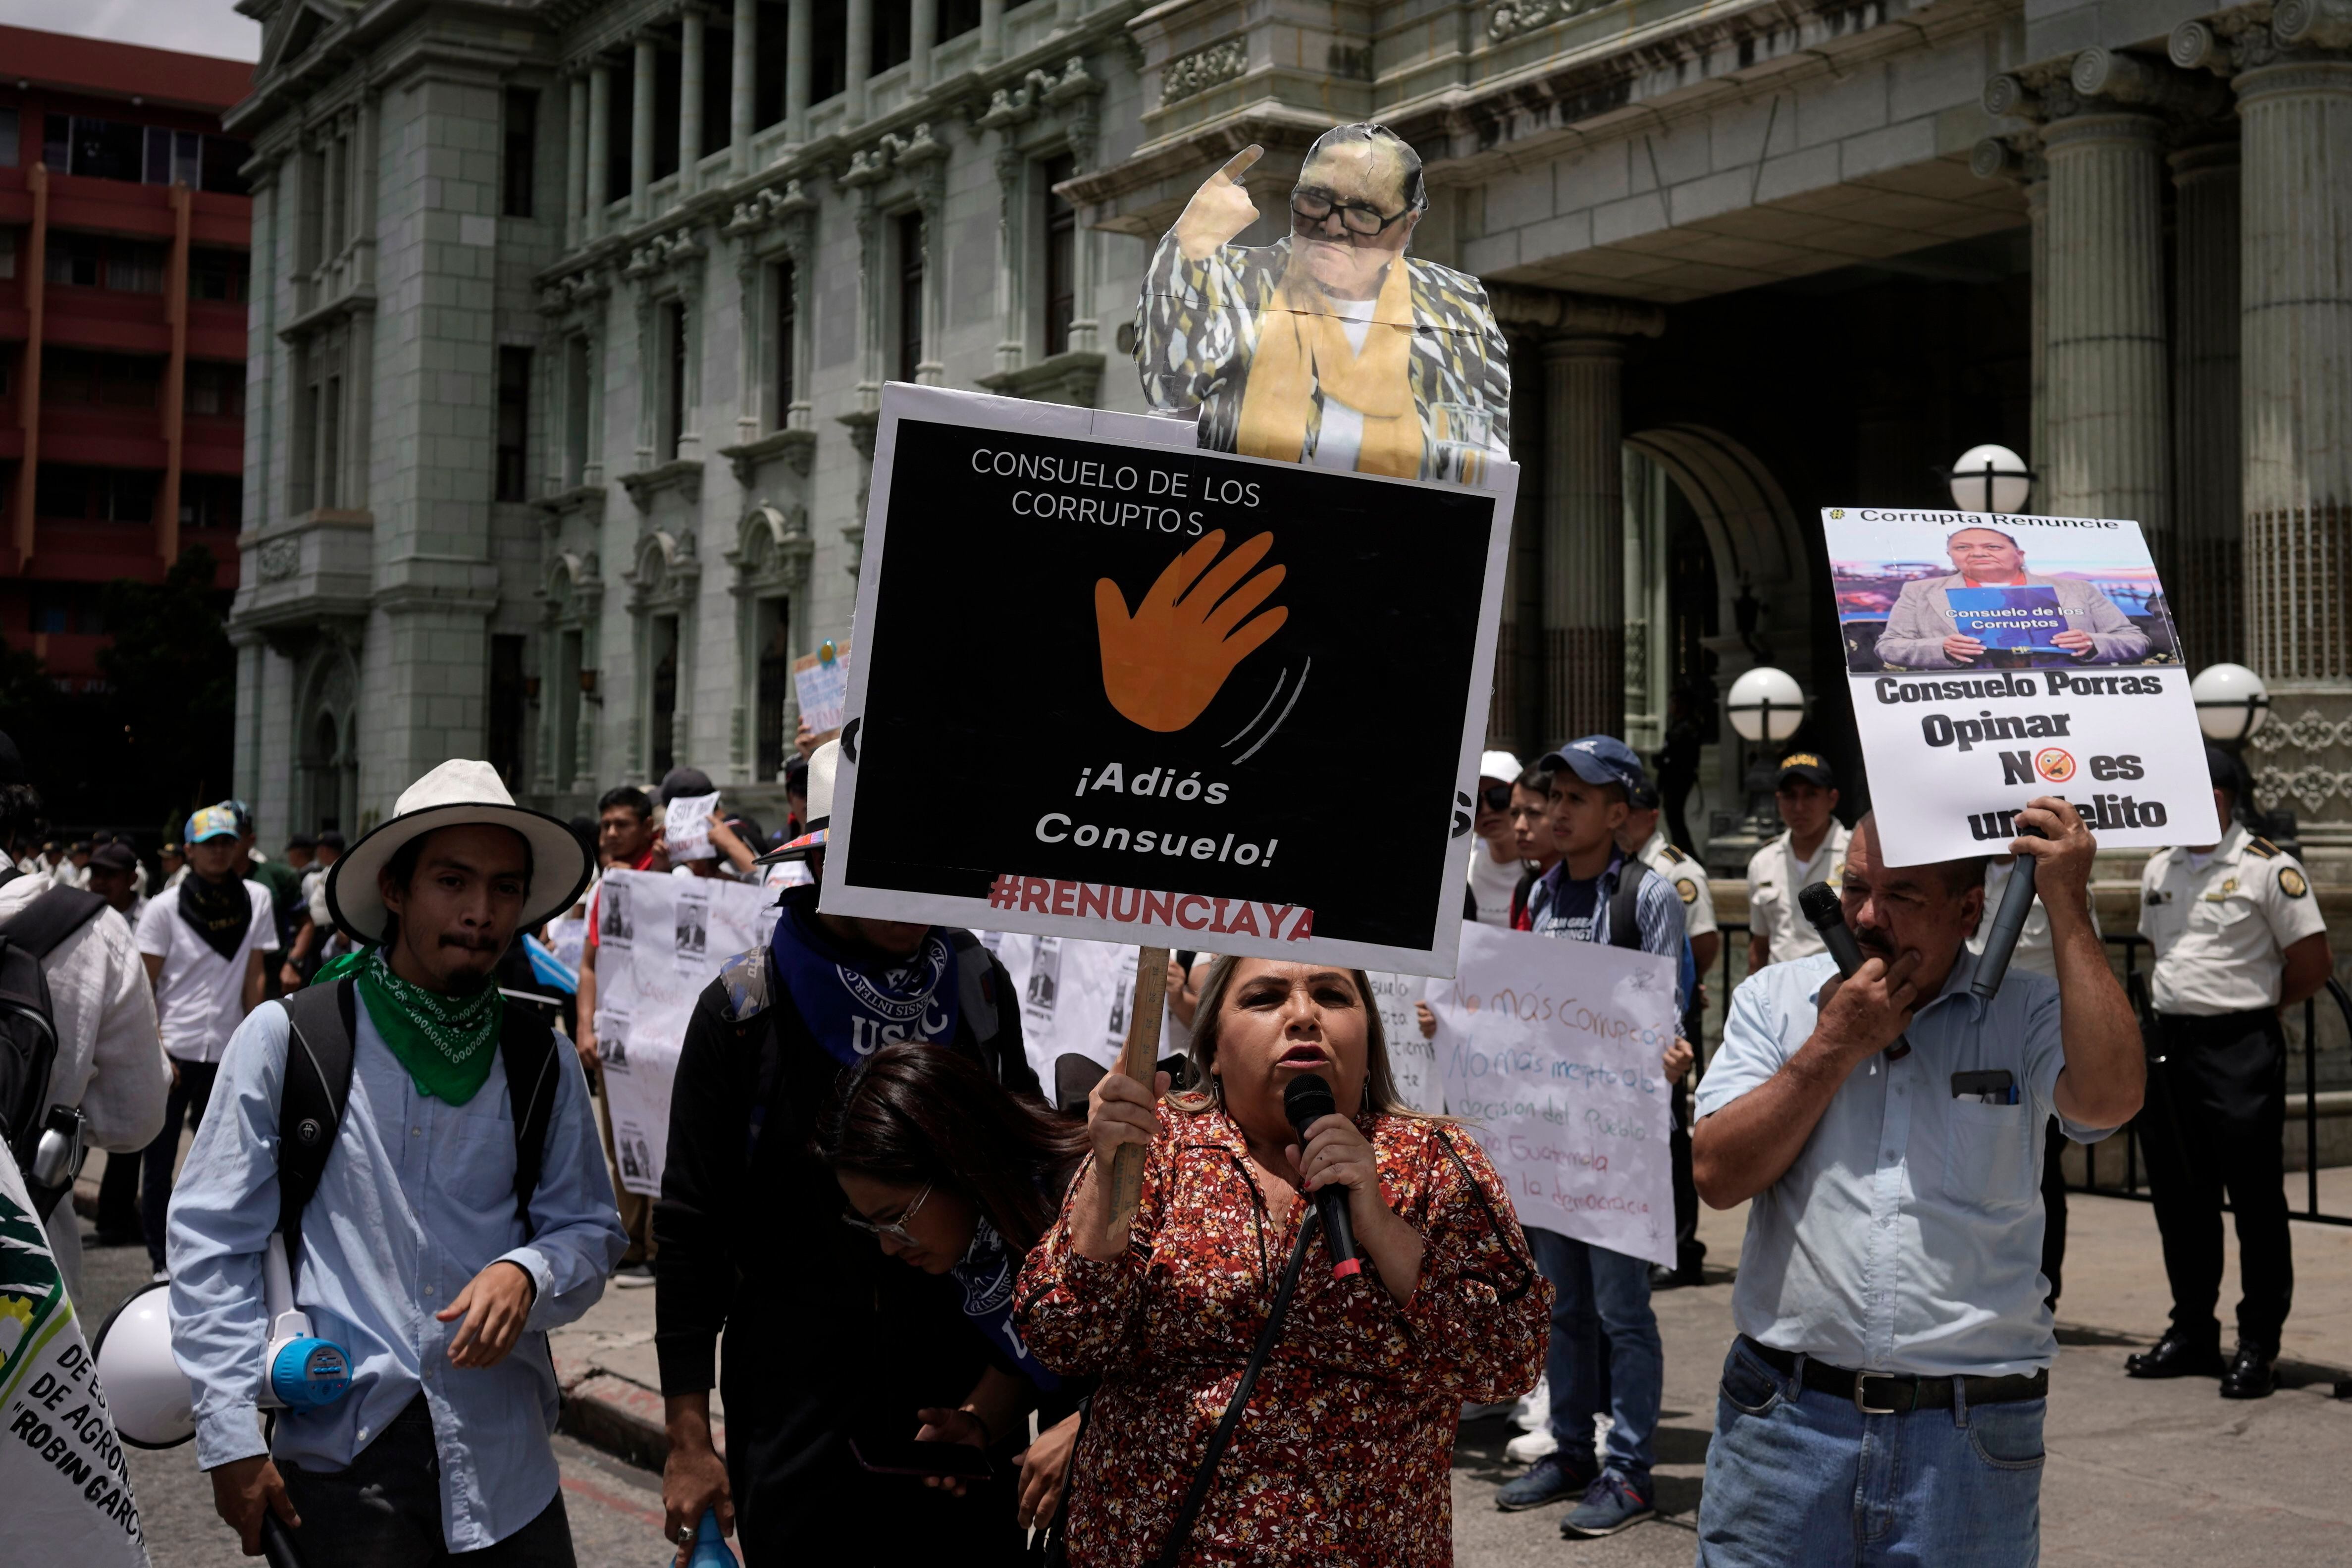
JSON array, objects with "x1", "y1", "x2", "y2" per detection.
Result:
[
  {"x1": 167, "y1": 759, "x2": 624, "y2": 1564},
  {"x1": 1465, "y1": 748, "x2": 1526, "y2": 926}
]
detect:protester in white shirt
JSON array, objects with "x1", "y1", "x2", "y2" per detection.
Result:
[
  {"x1": 0, "y1": 738, "x2": 166, "y2": 1296},
  {"x1": 1466, "y1": 749, "x2": 1526, "y2": 926},
  {"x1": 132, "y1": 804, "x2": 278, "y2": 1279}
]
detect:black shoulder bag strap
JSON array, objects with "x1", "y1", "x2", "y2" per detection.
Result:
[
  {"x1": 280, "y1": 979, "x2": 563, "y2": 1261},
  {"x1": 1, "y1": 884, "x2": 111, "y2": 959},
  {"x1": 1607, "y1": 862, "x2": 1649, "y2": 952},
  {"x1": 278, "y1": 981, "x2": 360, "y2": 1267}
]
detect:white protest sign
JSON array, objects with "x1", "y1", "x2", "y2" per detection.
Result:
[
  {"x1": 1430, "y1": 924, "x2": 1677, "y2": 1267},
  {"x1": 1364, "y1": 970, "x2": 1443, "y2": 1114},
  {"x1": 981, "y1": 931, "x2": 1182, "y2": 1094},
  {"x1": 593, "y1": 871, "x2": 776, "y2": 1197},
  {"x1": 1825, "y1": 507, "x2": 2208, "y2": 865},
  {"x1": 0, "y1": 1145, "x2": 150, "y2": 1567},
  {"x1": 664, "y1": 791, "x2": 722, "y2": 864},
  {"x1": 792, "y1": 639, "x2": 851, "y2": 735}
]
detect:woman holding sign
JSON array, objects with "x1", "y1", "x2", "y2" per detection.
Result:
[{"x1": 1014, "y1": 957, "x2": 1549, "y2": 1566}]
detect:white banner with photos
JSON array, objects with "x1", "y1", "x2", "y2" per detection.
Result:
[
  {"x1": 979, "y1": 933, "x2": 1184, "y2": 1095},
  {"x1": 1429, "y1": 923, "x2": 1678, "y2": 1267},
  {"x1": 593, "y1": 871, "x2": 778, "y2": 1197}
]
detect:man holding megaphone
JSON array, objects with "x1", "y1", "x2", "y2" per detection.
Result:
[{"x1": 164, "y1": 760, "x2": 625, "y2": 1563}]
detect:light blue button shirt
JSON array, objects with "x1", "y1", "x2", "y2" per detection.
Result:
[
  {"x1": 167, "y1": 998, "x2": 626, "y2": 1551},
  {"x1": 1695, "y1": 948, "x2": 2114, "y2": 1376}
]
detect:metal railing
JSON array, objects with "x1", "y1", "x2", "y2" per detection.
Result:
[{"x1": 1699, "y1": 922, "x2": 2351, "y2": 1226}]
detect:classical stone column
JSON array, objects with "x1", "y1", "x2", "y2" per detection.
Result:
[
  {"x1": 1542, "y1": 336, "x2": 1626, "y2": 743},
  {"x1": 845, "y1": 0, "x2": 872, "y2": 125},
  {"x1": 2239, "y1": 48, "x2": 2352, "y2": 838},
  {"x1": 909, "y1": 0, "x2": 934, "y2": 93},
  {"x1": 731, "y1": 0, "x2": 757, "y2": 175},
  {"x1": 2040, "y1": 112, "x2": 2171, "y2": 542},
  {"x1": 2026, "y1": 171, "x2": 2048, "y2": 502},
  {"x1": 631, "y1": 35, "x2": 657, "y2": 219},
  {"x1": 587, "y1": 62, "x2": 612, "y2": 237},
  {"x1": 567, "y1": 75, "x2": 588, "y2": 249},
  {"x1": 786, "y1": 0, "x2": 812, "y2": 140},
  {"x1": 981, "y1": 0, "x2": 1004, "y2": 65},
  {"x1": 2170, "y1": 140, "x2": 2242, "y2": 669},
  {"x1": 680, "y1": 5, "x2": 706, "y2": 195}
]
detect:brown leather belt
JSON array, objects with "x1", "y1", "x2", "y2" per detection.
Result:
[{"x1": 1740, "y1": 1337, "x2": 2049, "y2": 1415}]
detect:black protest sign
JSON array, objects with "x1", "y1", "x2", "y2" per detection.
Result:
[{"x1": 821, "y1": 385, "x2": 1515, "y2": 974}]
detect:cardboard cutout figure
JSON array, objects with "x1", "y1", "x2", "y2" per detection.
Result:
[{"x1": 1134, "y1": 124, "x2": 1512, "y2": 485}]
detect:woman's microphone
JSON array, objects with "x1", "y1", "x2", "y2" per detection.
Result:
[
  {"x1": 1283, "y1": 1075, "x2": 1361, "y2": 1279},
  {"x1": 1797, "y1": 882, "x2": 1910, "y2": 1062}
]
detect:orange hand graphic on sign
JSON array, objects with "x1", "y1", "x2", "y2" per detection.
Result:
[{"x1": 1095, "y1": 530, "x2": 1289, "y2": 732}]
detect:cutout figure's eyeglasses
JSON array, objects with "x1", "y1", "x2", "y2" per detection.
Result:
[
  {"x1": 839, "y1": 1182, "x2": 933, "y2": 1245},
  {"x1": 1290, "y1": 188, "x2": 1413, "y2": 238}
]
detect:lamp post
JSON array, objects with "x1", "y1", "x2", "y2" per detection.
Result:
[
  {"x1": 1726, "y1": 666, "x2": 1805, "y2": 840},
  {"x1": 1939, "y1": 443, "x2": 2035, "y2": 515},
  {"x1": 2192, "y1": 663, "x2": 2293, "y2": 849}
]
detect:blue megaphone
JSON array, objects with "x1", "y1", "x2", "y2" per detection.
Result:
[
  {"x1": 260, "y1": 1234, "x2": 351, "y2": 1411},
  {"x1": 658, "y1": 1509, "x2": 737, "y2": 1566}
]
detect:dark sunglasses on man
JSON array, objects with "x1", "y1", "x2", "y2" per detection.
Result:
[
  {"x1": 1479, "y1": 784, "x2": 1514, "y2": 813},
  {"x1": 1290, "y1": 186, "x2": 1414, "y2": 242}
]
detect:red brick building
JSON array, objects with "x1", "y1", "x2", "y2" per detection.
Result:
[{"x1": 0, "y1": 25, "x2": 253, "y2": 688}]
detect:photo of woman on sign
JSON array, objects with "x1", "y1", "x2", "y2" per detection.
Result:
[
  {"x1": 1869, "y1": 524, "x2": 2155, "y2": 672},
  {"x1": 1134, "y1": 123, "x2": 1511, "y2": 485}
]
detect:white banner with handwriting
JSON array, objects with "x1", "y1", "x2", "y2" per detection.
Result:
[{"x1": 1430, "y1": 923, "x2": 1678, "y2": 1267}]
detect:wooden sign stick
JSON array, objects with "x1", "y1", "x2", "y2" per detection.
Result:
[{"x1": 1107, "y1": 944, "x2": 1172, "y2": 1226}]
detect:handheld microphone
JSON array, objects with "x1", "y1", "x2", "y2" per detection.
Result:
[
  {"x1": 1282, "y1": 1075, "x2": 1361, "y2": 1280},
  {"x1": 1970, "y1": 824, "x2": 2048, "y2": 999},
  {"x1": 261, "y1": 1513, "x2": 305, "y2": 1568},
  {"x1": 1798, "y1": 882, "x2": 1910, "y2": 1062}
]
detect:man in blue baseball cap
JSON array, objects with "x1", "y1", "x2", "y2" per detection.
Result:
[{"x1": 1493, "y1": 735, "x2": 1695, "y2": 1538}]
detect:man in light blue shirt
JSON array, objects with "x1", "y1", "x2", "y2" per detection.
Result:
[
  {"x1": 169, "y1": 760, "x2": 622, "y2": 1564},
  {"x1": 1689, "y1": 798, "x2": 2143, "y2": 1567}
]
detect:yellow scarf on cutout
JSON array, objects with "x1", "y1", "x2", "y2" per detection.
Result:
[{"x1": 1234, "y1": 255, "x2": 1422, "y2": 478}]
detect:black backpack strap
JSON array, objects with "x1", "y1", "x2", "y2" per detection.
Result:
[
  {"x1": 1607, "y1": 862, "x2": 1649, "y2": 952},
  {"x1": 950, "y1": 931, "x2": 1001, "y2": 1053},
  {"x1": 1, "y1": 886, "x2": 110, "y2": 959},
  {"x1": 497, "y1": 1004, "x2": 561, "y2": 1223},
  {"x1": 278, "y1": 980, "x2": 359, "y2": 1265}
]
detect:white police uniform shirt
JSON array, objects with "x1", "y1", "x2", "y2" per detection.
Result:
[
  {"x1": 2139, "y1": 823, "x2": 2326, "y2": 1016},
  {"x1": 1966, "y1": 858, "x2": 2098, "y2": 982},
  {"x1": 1744, "y1": 821, "x2": 1851, "y2": 964},
  {"x1": 1637, "y1": 829, "x2": 1716, "y2": 941}
]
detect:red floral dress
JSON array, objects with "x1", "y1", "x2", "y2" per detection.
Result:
[{"x1": 1013, "y1": 1106, "x2": 1551, "y2": 1566}]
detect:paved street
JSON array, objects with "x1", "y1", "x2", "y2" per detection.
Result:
[{"x1": 78, "y1": 1160, "x2": 2352, "y2": 1566}]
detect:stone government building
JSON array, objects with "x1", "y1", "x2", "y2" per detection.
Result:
[{"x1": 225, "y1": 0, "x2": 2352, "y2": 890}]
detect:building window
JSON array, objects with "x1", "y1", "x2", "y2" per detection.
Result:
[
  {"x1": 649, "y1": 614, "x2": 680, "y2": 776},
  {"x1": 186, "y1": 361, "x2": 246, "y2": 417},
  {"x1": 774, "y1": 259, "x2": 796, "y2": 419},
  {"x1": 489, "y1": 634, "x2": 527, "y2": 788},
  {"x1": 46, "y1": 235, "x2": 164, "y2": 293},
  {"x1": 34, "y1": 465, "x2": 156, "y2": 524},
  {"x1": 875, "y1": 0, "x2": 912, "y2": 73},
  {"x1": 605, "y1": 65, "x2": 633, "y2": 202},
  {"x1": 1043, "y1": 155, "x2": 1076, "y2": 357},
  {"x1": 189, "y1": 248, "x2": 248, "y2": 304},
  {"x1": 812, "y1": 0, "x2": 848, "y2": 102},
  {"x1": 754, "y1": 0, "x2": 789, "y2": 129},
  {"x1": 201, "y1": 135, "x2": 252, "y2": 197},
  {"x1": 0, "y1": 108, "x2": 16, "y2": 167},
  {"x1": 319, "y1": 376, "x2": 344, "y2": 509},
  {"x1": 896, "y1": 212, "x2": 925, "y2": 384},
  {"x1": 700, "y1": 28, "x2": 732, "y2": 159},
  {"x1": 29, "y1": 583, "x2": 105, "y2": 635},
  {"x1": 35, "y1": 113, "x2": 247, "y2": 192},
  {"x1": 654, "y1": 46, "x2": 682, "y2": 181},
  {"x1": 503, "y1": 89, "x2": 538, "y2": 218},
  {"x1": 939, "y1": 0, "x2": 980, "y2": 38},
  {"x1": 42, "y1": 349, "x2": 164, "y2": 409},
  {"x1": 180, "y1": 473, "x2": 243, "y2": 530},
  {"x1": 755, "y1": 598, "x2": 790, "y2": 782},
  {"x1": 664, "y1": 301, "x2": 688, "y2": 459},
  {"x1": 144, "y1": 127, "x2": 203, "y2": 187},
  {"x1": 556, "y1": 628, "x2": 585, "y2": 784},
  {"x1": 496, "y1": 345, "x2": 532, "y2": 502},
  {"x1": 0, "y1": 229, "x2": 15, "y2": 280},
  {"x1": 564, "y1": 335, "x2": 592, "y2": 487}
]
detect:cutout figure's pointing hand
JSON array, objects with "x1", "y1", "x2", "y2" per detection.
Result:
[
  {"x1": 1096, "y1": 530, "x2": 1288, "y2": 733},
  {"x1": 1174, "y1": 145, "x2": 1264, "y2": 261}
]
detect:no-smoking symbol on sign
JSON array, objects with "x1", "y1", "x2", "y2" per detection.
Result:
[{"x1": 2036, "y1": 747, "x2": 2077, "y2": 783}]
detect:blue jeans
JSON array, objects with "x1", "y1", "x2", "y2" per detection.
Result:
[
  {"x1": 1527, "y1": 1225, "x2": 1661, "y2": 1487},
  {"x1": 1696, "y1": 1339, "x2": 2044, "y2": 1567}
]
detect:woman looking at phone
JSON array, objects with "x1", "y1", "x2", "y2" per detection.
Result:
[
  {"x1": 817, "y1": 1043, "x2": 1094, "y2": 1553},
  {"x1": 1014, "y1": 957, "x2": 1551, "y2": 1565}
]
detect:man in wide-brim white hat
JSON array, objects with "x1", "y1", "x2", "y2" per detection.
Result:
[{"x1": 167, "y1": 759, "x2": 625, "y2": 1564}]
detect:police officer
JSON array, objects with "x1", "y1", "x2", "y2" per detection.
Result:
[
  {"x1": 1619, "y1": 776, "x2": 1715, "y2": 1287},
  {"x1": 1743, "y1": 754, "x2": 1850, "y2": 971},
  {"x1": 2127, "y1": 747, "x2": 2333, "y2": 1398}
]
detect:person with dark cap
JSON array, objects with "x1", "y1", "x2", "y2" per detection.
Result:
[
  {"x1": 1743, "y1": 753, "x2": 1849, "y2": 972},
  {"x1": 1494, "y1": 735, "x2": 1695, "y2": 1538},
  {"x1": 85, "y1": 841, "x2": 147, "y2": 923},
  {"x1": 160, "y1": 839, "x2": 188, "y2": 890},
  {"x1": 2127, "y1": 747, "x2": 2333, "y2": 1399},
  {"x1": 654, "y1": 740, "x2": 1039, "y2": 1566},
  {"x1": 0, "y1": 732, "x2": 167, "y2": 1287}
]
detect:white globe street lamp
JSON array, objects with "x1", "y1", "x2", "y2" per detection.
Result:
[
  {"x1": 2191, "y1": 663, "x2": 2271, "y2": 746},
  {"x1": 1943, "y1": 443, "x2": 2034, "y2": 514},
  {"x1": 1727, "y1": 666, "x2": 1806, "y2": 745}
]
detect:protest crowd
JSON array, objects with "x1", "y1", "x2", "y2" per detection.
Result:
[{"x1": 1, "y1": 123, "x2": 2335, "y2": 1568}]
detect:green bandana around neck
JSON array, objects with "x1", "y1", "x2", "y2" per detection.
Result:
[{"x1": 340, "y1": 945, "x2": 504, "y2": 1105}]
